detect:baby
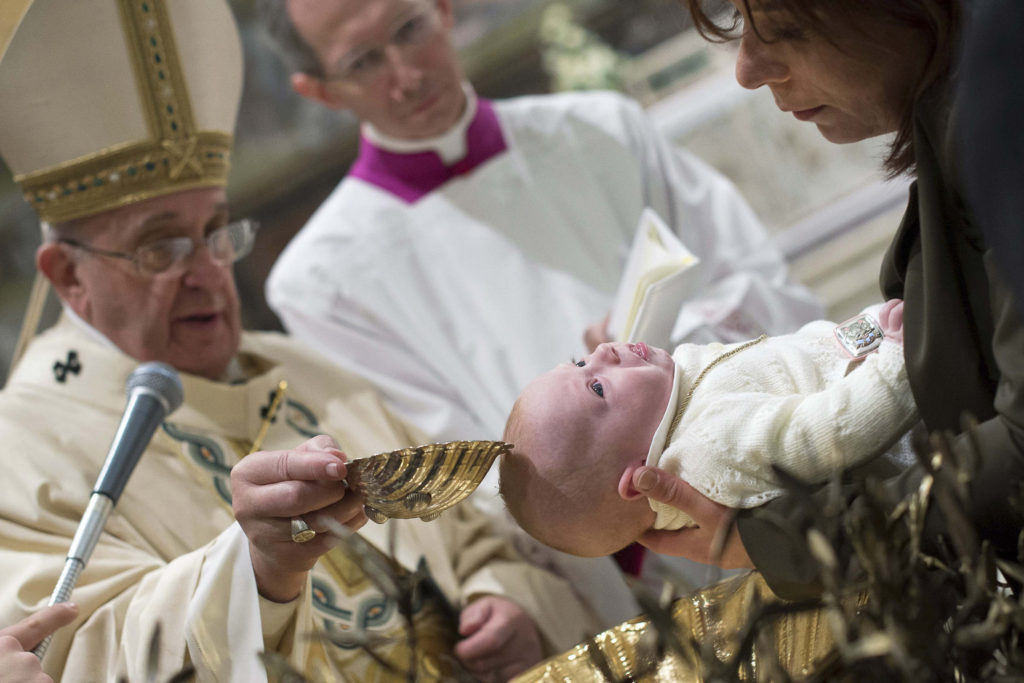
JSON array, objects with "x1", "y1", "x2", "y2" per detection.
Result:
[{"x1": 499, "y1": 301, "x2": 918, "y2": 558}]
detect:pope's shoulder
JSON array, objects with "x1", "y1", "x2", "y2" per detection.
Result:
[
  {"x1": 240, "y1": 329, "x2": 329, "y2": 369},
  {"x1": 240, "y1": 330, "x2": 423, "y2": 447},
  {"x1": 240, "y1": 330, "x2": 382, "y2": 395}
]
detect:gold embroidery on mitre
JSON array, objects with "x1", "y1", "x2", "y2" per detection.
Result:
[
  {"x1": 14, "y1": 0, "x2": 232, "y2": 223},
  {"x1": 17, "y1": 134, "x2": 231, "y2": 224}
]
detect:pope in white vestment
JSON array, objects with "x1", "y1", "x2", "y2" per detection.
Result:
[
  {"x1": 0, "y1": 316, "x2": 598, "y2": 681},
  {"x1": 0, "y1": 1, "x2": 598, "y2": 679}
]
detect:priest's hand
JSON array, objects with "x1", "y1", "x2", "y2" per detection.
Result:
[
  {"x1": 583, "y1": 312, "x2": 612, "y2": 352},
  {"x1": 454, "y1": 596, "x2": 543, "y2": 682},
  {"x1": 0, "y1": 602, "x2": 78, "y2": 683},
  {"x1": 631, "y1": 466, "x2": 754, "y2": 569},
  {"x1": 231, "y1": 434, "x2": 367, "y2": 602}
]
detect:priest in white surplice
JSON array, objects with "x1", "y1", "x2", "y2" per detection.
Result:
[
  {"x1": 259, "y1": 0, "x2": 822, "y2": 623},
  {"x1": 0, "y1": 2, "x2": 598, "y2": 681}
]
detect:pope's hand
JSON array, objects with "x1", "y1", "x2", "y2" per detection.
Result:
[
  {"x1": 230, "y1": 434, "x2": 367, "y2": 602},
  {"x1": 583, "y1": 312, "x2": 612, "y2": 353},
  {"x1": 632, "y1": 466, "x2": 753, "y2": 569},
  {"x1": 0, "y1": 602, "x2": 78, "y2": 683},
  {"x1": 454, "y1": 596, "x2": 543, "y2": 682}
]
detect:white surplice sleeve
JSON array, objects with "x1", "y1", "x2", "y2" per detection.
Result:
[
  {"x1": 615, "y1": 96, "x2": 824, "y2": 343},
  {"x1": 121, "y1": 523, "x2": 286, "y2": 683},
  {"x1": 267, "y1": 269, "x2": 493, "y2": 444},
  {"x1": 1, "y1": 513, "x2": 287, "y2": 682}
]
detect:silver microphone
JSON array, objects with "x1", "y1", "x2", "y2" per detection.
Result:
[{"x1": 34, "y1": 362, "x2": 183, "y2": 659}]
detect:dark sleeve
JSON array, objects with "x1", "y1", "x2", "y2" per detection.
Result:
[
  {"x1": 956, "y1": 255, "x2": 1024, "y2": 554},
  {"x1": 737, "y1": 460, "x2": 928, "y2": 601},
  {"x1": 739, "y1": 254, "x2": 1024, "y2": 601},
  {"x1": 957, "y1": 0, "x2": 1024, "y2": 313}
]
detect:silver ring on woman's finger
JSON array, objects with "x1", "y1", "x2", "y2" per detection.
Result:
[{"x1": 290, "y1": 517, "x2": 316, "y2": 543}]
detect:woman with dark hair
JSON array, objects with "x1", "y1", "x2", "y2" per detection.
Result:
[{"x1": 630, "y1": 0, "x2": 1024, "y2": 599}]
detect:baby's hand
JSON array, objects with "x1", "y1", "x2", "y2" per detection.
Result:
[
  {"x1": 455, "y1": 596, "x2": 543, "y2": 681},
  {"x1": 632, "y1": 466, "x2": 753, "y2": 569},
  {"x1": 583, "y1": 312, "x2": 612, "y2": 352}
]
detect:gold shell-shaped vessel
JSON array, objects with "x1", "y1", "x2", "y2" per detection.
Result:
[{"x1": 347, "y1": 440, "x2": 510, "y2": 523}]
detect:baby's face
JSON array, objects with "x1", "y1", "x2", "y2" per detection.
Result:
[
  {"x1": 524, "y1": 342, "x2": 675, "y2": 466},
  {"x1": 503, "y1": 342, "x2": 673, "y2": 556}
]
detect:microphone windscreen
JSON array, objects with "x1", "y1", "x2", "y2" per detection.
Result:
[{"x1": 127, "y1": 362, "x2": 184, "y2": 414}]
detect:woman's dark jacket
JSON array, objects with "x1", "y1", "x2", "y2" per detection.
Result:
[{"x1": 738, "y1": 85, "x2": 1024, "y2": 600}]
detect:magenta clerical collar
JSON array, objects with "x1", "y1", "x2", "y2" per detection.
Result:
[{"x1": 348, "y1": 98, "x2": 507, "y2": 203}]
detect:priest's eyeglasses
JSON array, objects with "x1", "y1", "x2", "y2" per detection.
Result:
[
  {"x1": 58, "y1": 219, "x2": 259, "y2": 277},
  {"x1": 319, "y1": 5, "x2": 440, "y2": 85}
]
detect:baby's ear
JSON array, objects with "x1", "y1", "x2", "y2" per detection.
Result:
[{"x1": 617, "y1": 464, "x2": 646, "y2": 501}]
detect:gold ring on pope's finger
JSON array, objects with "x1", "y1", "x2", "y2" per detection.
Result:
[{"x1": 290, "y1": 517, "x2": 317, "y2": 543}]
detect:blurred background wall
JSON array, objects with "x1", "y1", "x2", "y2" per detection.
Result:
[{"x1": 0, "y1": 0, "x2": 908, "y2": 383}]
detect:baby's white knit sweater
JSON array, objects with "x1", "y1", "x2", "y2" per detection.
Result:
[{"x1": 646, "y1": 313, "x2": 918, "y2": 530}]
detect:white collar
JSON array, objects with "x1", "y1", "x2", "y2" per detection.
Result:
[
  {"x1": 63, "y1": 304, "x2": 117, "y2": 349},
  {"x1": 645, "y1": 359, "x2": 683, "y2": 468},
  {"x1": 361, "y1": 82, "x2": 477, "y2": 165}
]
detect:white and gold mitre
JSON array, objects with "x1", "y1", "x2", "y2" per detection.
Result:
[{"x1": 0, "y1": 0, "x2": 242, "y2": 223}]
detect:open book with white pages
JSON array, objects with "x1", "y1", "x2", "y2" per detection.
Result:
[{"x1": 607, "y1": 208, "x2": 702, "y2": 349}]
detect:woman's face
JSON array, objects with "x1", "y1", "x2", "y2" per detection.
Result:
[{"x1": 728, "y1": 1, "x2": 930, "y2": 143}]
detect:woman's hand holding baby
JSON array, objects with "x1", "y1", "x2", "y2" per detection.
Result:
[{"x1": 631, "y1": 466, "x2": 754, "y2": 569}]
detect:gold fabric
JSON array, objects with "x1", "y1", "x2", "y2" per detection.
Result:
[{"x1": 514, "y1": 572, "x2": 841, "y2": 682}]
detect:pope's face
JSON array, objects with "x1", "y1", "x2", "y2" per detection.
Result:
[
  {"x1": 288, "y1": 0, "x2": 466, "y2": 140},
  {"x1": 522, "y1": 342, "x2": 676, "y2": 469},
  {"x1": 728, "y1": 1, "x2": 929, "y2": 143},
  {"x1": 60, "y1": 188, "x2": 242, "y2": 380}
]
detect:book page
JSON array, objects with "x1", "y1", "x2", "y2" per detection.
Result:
[{"x1": 608, "y1": 208, "x2": 701, "y2": 348}]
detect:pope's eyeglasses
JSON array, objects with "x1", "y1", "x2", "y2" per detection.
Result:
[
  {"x1": 318, "y1": 6, "x2": 440, "y2": 86},
  {"x1": 58, "y1": 218, "x2": 259, "y2": 277}
]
